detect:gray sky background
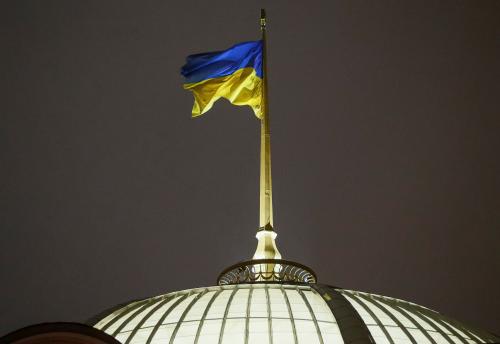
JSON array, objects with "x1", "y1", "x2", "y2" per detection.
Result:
[{"x1": 1, "y1": 0, "x2": 499, "y2": 337}]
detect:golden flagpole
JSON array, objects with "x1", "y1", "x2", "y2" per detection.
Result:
[{"x1": 253, "y1": 9, "x2": 282, "y2": 260}]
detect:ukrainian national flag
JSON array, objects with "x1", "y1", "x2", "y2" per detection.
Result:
[{"x1": 181, "y1": 40, "x2": 264, "y2": 118}]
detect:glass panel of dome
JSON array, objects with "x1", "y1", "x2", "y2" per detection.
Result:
[
  {"x1": 268, "y1": 287, "x2": 289, "y2": 318},
  {"x1": 129, "y1": 327, "x2": 154, "y2": 344},
  {"x1": 450, "y1": 335, "x2": 467, "y2": 344},
  {"x1": 227, "y1": 288, "x2": 249, "y2": 318},
  {"x1": 206, "y1": 290, "x2": 232, "y2": 319},
  {"x1": 117, "y1": 332, "x2": 132, "y2": 342},
  {"x1": 285, "y1": 289, "x2": 312, "y2": 320},
  {"x1": 318, "y1": 322, "x2": 344, "y2": 344},
  {"x1": 172, "y1": 321, "x2": 199, "y2": 344},
  {"x1": 295, "y1": 319, "x2": 321, "y2": 344},
  {"x1": 366, "y1": 325, "x2": 391, "y2": 344},
  {"x1": 220, "y1": 319, "x2": 246, "y2": 344},
  {"x1": 248, "y1": 318, "x2": 270, "y2": 344},
  {"x1": 249, "y1": 288, "x2": 268, "y2": 318},
  {"x1": 184, "y1": 291, "x2": 217, "y2": 322},
  {"x1": 270, "y1": 318, "x2": 294, "y2": 344},
  {"x1": 197, "y1": 319, "x2": 223, "y2": 344}
]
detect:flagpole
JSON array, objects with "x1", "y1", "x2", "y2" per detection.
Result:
[
  {"x1": 260, "y1": 9, "x2": 272, "y2": 230},
  {"x1": 253, "y1": 9, "x2": 282, "y2": 260}
]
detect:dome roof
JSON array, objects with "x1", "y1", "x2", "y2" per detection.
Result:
[{"x1": 89, "y1": 283, "x2": 499, "y2": 344}]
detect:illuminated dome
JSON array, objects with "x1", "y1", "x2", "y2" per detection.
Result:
[
  {"x1": 89, "y1": 281, "x2": 499, "y2": 344},
  {"x1": 88, "y1": 11, "x2": 499, "y2": 344}
]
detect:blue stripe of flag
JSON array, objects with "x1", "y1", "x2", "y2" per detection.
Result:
[{"x1": 181, "y1": 40, "x2": 263, "y2": 84}]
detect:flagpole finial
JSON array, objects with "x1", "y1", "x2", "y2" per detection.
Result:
[{"x1": 260, "y1": 9, "x2": 266, "y2": 31}]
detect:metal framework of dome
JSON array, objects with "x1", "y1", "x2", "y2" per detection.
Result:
[
  {"x1": 89, "y1": 10, "x2": 500, "y2": 344},
  {"x1": 90, "y1": 284, "x2": 499, "y2": 344},
  {"x1": 217, "y1": 259, "x2": 317, "y2": 285}
]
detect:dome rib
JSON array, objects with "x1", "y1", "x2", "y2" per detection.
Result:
[
  {"x1": 170, "y1": 289, "x2": 209, "y2": 344},
  {"x1": 437, "y1": 312, "x2": 494, "y2": 343},
  {"x1": 417, "y1": 305, "x2": 469, "y2": 344},
  {"x1": 391, "y1": 298, "x2": 450, "y2": 342},
  {"x1": 279, "y1": 284, "x2": 298, "y2": 344},
  {"x1": 218, "y1": 286, "x2": 239, "y2": 344},
  {"x1": 345, "y1": 292, "x2": 395, "y2": 343},
  {"x1": 244, "y1": 286, "x2": 253, "y2": 343},
  {"x1": 297, "y1": 287, "x2": 325, "y2": 344},
  {"x1": 264, "y1": 285, "x2": 273, "y2": 344},
  {"x1": 124, "y1": 297, "x2": 171, "y2": 344},
  {"x1": 146, "y1": 292, "x2": 188, "y2": 343},
  {"x1": 311, "y1": 285, "x2": 374, "y2": 344},
  {"x1": 100, "y1": 299, "x2": 149, "y2": 334},
  {"x1": 112, "y1": 299, "x2": 157, "y2": 338},
  {"x1": 373, "y1": 294, "x2": 436, "y2": 343},
  {"x1": 358, "y1": 293, "x2": 418, "y2": 344},
  {"x1": 194, "y1": 289, "x2": 223, "y2": 344}
]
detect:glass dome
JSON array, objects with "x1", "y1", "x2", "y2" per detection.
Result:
[{"x1": 89, "y1": 283, "x2": 499, "y2": 344}]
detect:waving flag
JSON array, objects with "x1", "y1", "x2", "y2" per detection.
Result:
[{"x1": 181, "y1": 40, "x2": 264, "y2": 118}]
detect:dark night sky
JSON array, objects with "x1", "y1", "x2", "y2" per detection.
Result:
[{"x1": 1, "y1": 0, "x2": 499, "y2": 337}]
